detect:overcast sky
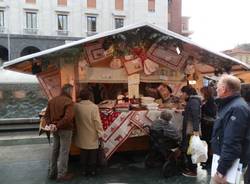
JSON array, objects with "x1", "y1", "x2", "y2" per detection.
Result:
[{"x1": 182, "y1": 0, "x2": 250, "y2": 52}]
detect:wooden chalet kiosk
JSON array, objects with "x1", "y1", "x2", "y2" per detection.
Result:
[{"x1": 3, "y1": 22, "x2": 250, "y2": 159}]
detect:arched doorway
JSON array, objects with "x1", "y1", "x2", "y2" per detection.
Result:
[
  {"x1": 0, "y1": 46, "x2": 9, "y2": 65},
  {"x1": 20, "y1": 46, "x2": 40, "y2": 57}
]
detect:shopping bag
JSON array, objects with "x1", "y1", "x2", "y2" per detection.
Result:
[
  {"x1": 187, "y1": 135, "x2": 208, "y2": 164},
  {"x1": 211, "y1": 154, "x2": 241, "y2": 184}
]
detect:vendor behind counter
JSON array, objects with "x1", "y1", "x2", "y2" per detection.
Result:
[
  {"x1": 143, "y1": 83, "x2": 181, "y2": 108},
  {"x1": 78, "y1": 82, "x2": 182, "y2": 111}
]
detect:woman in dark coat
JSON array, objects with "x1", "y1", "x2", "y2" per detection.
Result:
[
  {"x1": 180, "y1": 85, "x2": 201, "y2": 177},
  {"x1": 200, "y1": 86, "x2": 217, "y2": 169}
]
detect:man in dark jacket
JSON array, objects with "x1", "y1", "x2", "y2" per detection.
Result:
[
  {"x1": 180, "y1": 85, "x2": 201, "y2": 177},
  {"x1": 240, "y1": 83, "x2": 250, "y2": 184},
  {"x1": 44, "y1": 84, "x2": 75, "y2": 181},
  {"x1": 211, "y1": 75, "x2": 250, "y2": 184}
]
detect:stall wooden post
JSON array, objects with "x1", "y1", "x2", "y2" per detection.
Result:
[
  {"x1": 60, "y1": 60, "x2": 82, "y2": 155},
  {"x1": 60, "y1": 60, "x2": 76, "y2": 101},
  {"x1": 128, "y1": 74, "x2": 140, "y2": 98}
]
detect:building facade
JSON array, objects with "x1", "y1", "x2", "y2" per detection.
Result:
[
  {"x1": 0, "y1": 0, "x2": 191, "y2": 64},
  {"x1": 167, "y1": 0, "x2": 192, "y2": 36},
  {"x1": 0, "y1": 0, "x2": 173, "y2": 64},
  {"x1": 224, "y1": 48, "x2": 250, "y2": 65}
]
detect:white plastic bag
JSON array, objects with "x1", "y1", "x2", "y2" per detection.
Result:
[{"x1": 188, "y1": 135, "x2": 208, "y2": 164}]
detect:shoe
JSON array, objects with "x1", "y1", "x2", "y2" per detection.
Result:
[
  {"x1": 84, "y1": 171, "x2": 96, "y2": 177},
  {"x1": 48, "y1": 170, "x2": 57, "y2": 180},
  {"x1": 48, "y1": 174, "x2": 57, "y2": 180},
  {"x1": 201, "y1": 163, "x2": 211, "y2": 170},
  {"x1": 82, "y1": 171, "x2": 89, "y2": 177},
  {"x1": 89, "y1": 171, "x2": 96, "y2": 177},
  {"x1": 56, "y1": 173, "x2": 74, "y2": 182},
  {"x1": 182, "y1": 169, "x2": 197, "y2": 177}
]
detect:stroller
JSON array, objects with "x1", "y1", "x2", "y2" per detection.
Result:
[{"x1": 144, "y1": 126, "x2": 184, "y2": 178}]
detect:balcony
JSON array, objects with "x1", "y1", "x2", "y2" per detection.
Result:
[
  {"x1": 24, "y1": 28, "x2": 38, "y2": 35},
  {"x1": 86, "y1": 31, "x2": 97, "y2": 37},
  {"x1": 181, "y1": 28, "x2": 193, "y2": 37},
  {"x1": 0, "y1": 26, "x2": 5, "y2": 33},
  {"x1": 57, "y1": 30, "x2": 68, "y2": 36},
  {"x1": 181, "y1": 16, "x2": 193, "y2": 37}
]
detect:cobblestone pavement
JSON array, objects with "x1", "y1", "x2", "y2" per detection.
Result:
[{"x1": 0, "y1": 144, "x2": 210, "y2": 184}]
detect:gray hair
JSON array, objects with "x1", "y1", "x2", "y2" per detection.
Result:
[
  {"x1": 61, "y1": 83, "x2": 73, "y2": 96},
  {"x1": 218, "y1": 74, "x2": 241, "y2": 94},
  {"x1": 160, "y1": 110, "x2": 173, "y2": 122}
]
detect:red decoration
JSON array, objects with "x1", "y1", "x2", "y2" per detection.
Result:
[
  {"x1": 85, "y1": 39, "x2": 112, "y2": 65},
  {"x1": 123, "y1": 58, "x2": 143, "y2": 75},
  {"x1": 100, "y1": 110, "x2": 121, "y2": 130},
  {"x1": 147, "y1": 42, "x2": 187, "y2": 71},
  {"x1": 132, "y1": 47, "x2": 147, "y2": 64}
]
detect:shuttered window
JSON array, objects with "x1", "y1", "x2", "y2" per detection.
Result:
[
  {"x1": 148, "y1": 0, "x2": 155, "y2": 12},
  {"x1": 58, "y1": 0, "x2": 67, "y2": 6},
  {"x1": 87, "y1": 0, "x2": 96, "y2": 8},
  {"x1": 115, "y1": 0, "x2": 123, "y2": 10},
  {"x1": 0, "y1": 10, "x2": 4, "y2": 27},
  {"x1": 115, "y1": 18, "x2": 124, "y2": 29},
  {"x1": 87, "y1": 16, "x2": 96, "y2": 32},
  {"x1": 26, "y1": 0, "x2": 36, "y2": 4}
]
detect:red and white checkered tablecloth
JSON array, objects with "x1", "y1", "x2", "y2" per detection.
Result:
[{"x1": 100, "y1": 109, "x2": 183, "y2": 159}]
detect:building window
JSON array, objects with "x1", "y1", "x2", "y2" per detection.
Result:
[
  {"x1": 87, "y1": 0, "x2": 96, "y2": 8},
  {"x1": 0, "y1": 10, "x2": 4, "y2": 28},
  {"x1": 26, "y1": 0, "x2": 36, "y2": 4},
  {"x1": 168, "y1": 12, "x2": 171, "y2": 23},
  {"x1": 57, "y1": 0, "x2": 67, "y2": 6},
  {"x1": 57, "y1": 14, "x2": 68, "y2": 30},
  {"x1": 57, "y1": 14, "x2": 68, "y2": 35},
  {"x1": 243, "y1": 55, "x2": 247, "y2": 62},
  {"x1": 115, "y1": 0, "x2": 123, "y2": 10},
  {"x1": 148, "y1": 0, "x2": 155, "y2": 12},
  {"x1": 87, "y1": 16, "x2": 96, "y2": 32},
  {"x1": 114, "y1": 18, "x2": 124, "y2": 29},
  {"x1": 26, "y1": 12, "x2": 37, "y2": 29},
  {"x1": 25, "y1": 12, "x2": 37, "y2": 34}
]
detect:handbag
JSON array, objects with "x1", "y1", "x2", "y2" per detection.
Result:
[{"x1": 97, "y1": 141, "x2": 107, "y2": 168}]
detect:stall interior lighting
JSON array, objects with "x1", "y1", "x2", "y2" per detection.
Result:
[
  {"x1": 176, "y1": 46, "x2": 181, "y2": 55},
  {"x1": 188, "y1": 80, "x2": 197, "y2": 85}
]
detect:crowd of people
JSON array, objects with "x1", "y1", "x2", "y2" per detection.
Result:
[
  {"x1": 43, "y1": 74, "x2": 250, "y2": 184},
  {"x1": 178, "y1": 75, "x2": 250, "y2": 184}
]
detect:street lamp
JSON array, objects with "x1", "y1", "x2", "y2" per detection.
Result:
[{"x1": 6, "y1": 5, "x2": 10, "y2": 61}]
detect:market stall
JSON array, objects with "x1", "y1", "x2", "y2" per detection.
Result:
[{"x1": 3, "y1": 22, "x2": 250, "y2": 159}]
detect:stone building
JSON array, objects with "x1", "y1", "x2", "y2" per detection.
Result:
[
  {"x1": 224, "y1": 48, "x2": 250, "y2": 65},
  {"x1": 0, "y1": 0, "x2": 192, "y2": 64},
  {"x1": 0, "y1": 0, "x2": 192, "y2": 118}
]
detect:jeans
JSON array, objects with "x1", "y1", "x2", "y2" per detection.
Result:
[
  {"x1": 244, "y1": 166, "x2": 249, "y2": 184},
  {"x1": 49, "y1": 130, "x2": 72, "y2": 178}
]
